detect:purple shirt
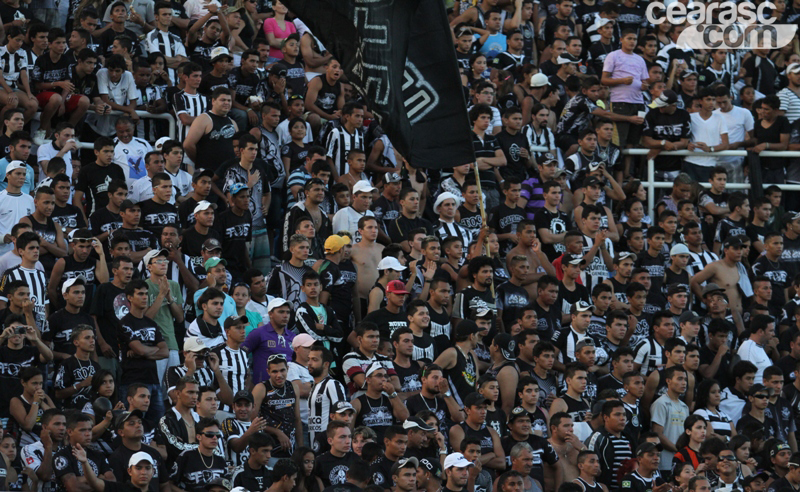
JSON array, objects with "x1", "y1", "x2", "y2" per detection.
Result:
[
  {"x1": 242, "y1": 322, "x2": 295, "y2": 383},
  {"x1": 603, "y1": 49, "x2": 649, "y2": 104}
]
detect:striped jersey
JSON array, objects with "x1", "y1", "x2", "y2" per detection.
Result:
[
  {"x1": 165, "y1": 365, "x2": 215, "y2": 393},
  {"x1": 0, "y1": 265, "x2": 48, "y2": 330},
  {"x1": 693, "y1": 408, "x2": 733, "y2": 441},
  {"x1": 174, "y1": 91, "x2": 209, "y2": 142},
  {"x1": 585, "y1": 428, "x2": 634, "y2": 489},
  {"x1": 307, "y1": 375, "x2": 347, "y2": 453},
  {"x1": 215, "y1": 344, "x2": 249, "y2": 413},
  {"x1": 633, "y1": 337, "x2": 666, "y2": 376},
  {"x1": 0, "y1": 46, "x2": 27, "y2": 89},
  {"x1": 221, "y1": 417, "x2": 251, "y2": 467},
  {"x1": 325, "y1": 125, "x2": 364, "y2": 176},
  {"x1": 435, "y1": 220, "x2": 472, "y2": 263},
  {"x1": 146, "y1": 29, "x2": 186, "y2": 59}
]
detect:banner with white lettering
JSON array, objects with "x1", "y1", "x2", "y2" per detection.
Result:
[{"x1": 283, "y1": 0, "x2": 475, "y2": 169}]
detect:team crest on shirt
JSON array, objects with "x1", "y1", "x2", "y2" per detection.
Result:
[
  {"x1": 622, "y1": 481, "x2": 632, "y2": 488},
  {"x1": 55, "y1": 457, "x2": 68, "y2": 471},
  {"x1": 373, "y1": 472, "x2": 384, "y2": 485}
]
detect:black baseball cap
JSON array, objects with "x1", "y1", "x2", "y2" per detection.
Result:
[{"x1": 463, "y1": 392, "x2": 487, "y2": 408}]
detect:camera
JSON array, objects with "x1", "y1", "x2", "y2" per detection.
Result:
[{"x1": 15, "y1": 326, "x2": 26, "y2": 335}]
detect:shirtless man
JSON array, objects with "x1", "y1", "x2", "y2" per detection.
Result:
[
  {"x1": 351, "y1": 216, "x2": 384, "y2": 322},
  {"x1": 573, "y1": 450, "x2": 609, "y2": 492},
  {"x1": 548, "y1": 413, "x2": 584, "y2": 482},
  {"x1": 506, "y1": 220, "x2": 557, "y2": 298},
  {"x1": 690, "y1": 236, "x2": 749, "y2": 314}
]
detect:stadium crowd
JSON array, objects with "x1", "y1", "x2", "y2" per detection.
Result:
[{"x1": 0, "y1": 0, "x2": 796, "y2": 492}]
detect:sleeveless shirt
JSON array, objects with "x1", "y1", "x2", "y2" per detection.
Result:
[
  {"x1": 27, "y1": 215, "x2": 58, "y2": 271},
  {"x1": 445, "y1": 347, "x2": 478, "y2": 405},
  {"x1": 258, "y1": 380, "x2": 297, "y2": 457},
  {"x1": 458, "y1": 421, "x2": 494, "y2": 456},
  {"x1": 314, "y1": 76, "x2": 341, "y2": 114},
  {"x1": 354, "y1": 393, "x2": 394, "y2": 442},
  {"x1": 196, "y1": 112, "x2": 236, "y2": 173}
]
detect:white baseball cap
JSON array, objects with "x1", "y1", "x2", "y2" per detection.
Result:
[
  {"x1": 378, "y1": 256, "x2": 407, "y2": 271},
  {"x1": 5, "y1": 160, "x2": 26, "y2": 174},
  {"x1": 444, "y1": 453, "x2": 474, "y2": 470},
  {"x1": 183, "y1": 336, "x2": 208, "y2": 353},
  {"x1": 530, "y1": 73, "x2": 550, "y2": 88},
  {"x1": 267, "y1": 297, "x2": 291, "y2": 313},
  {"x1": 193, "y1": 201, "x2": 218, "y2": 215},
  {"x1": 670, "y1": 244, "x2": 691, "y2": 256},
  {"x1": 62, "y1": 277, "x2": 86, "y2": 295},
  {"x1": 128, "y1": 451, "x2": 155, "y2": 467},
  {"x1": 353, "y1": 180, "x2": 377, "y2": 194},
  {"x1": 154, "y1": 137, "x2": 171, "y2": 150}
]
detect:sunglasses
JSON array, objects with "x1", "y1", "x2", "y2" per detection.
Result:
[
  {"x1": 753, "y1": 394, "x2": 769, "y2": 399},
  {"x1": 719, "y1": 455, "x2": 737, "y2": 462},
  {"x1": 202, "y1": 432, "x2": 222, "y2": 438},
  {"x1": 268, "y1": 354, "x2": 287, "y2": 362}
]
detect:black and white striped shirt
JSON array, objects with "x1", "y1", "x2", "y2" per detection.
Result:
[
  {"x1": 694, "y1": 408, "x2": 733, "y2": 441},
  {"x1": 165, "y1": 365, "x2": 215, "y2": 394},
  {"x1": 21, "y1": 49, "x2": 37, "y2": 73},
  {"x1": 633, "y1": 337, "x2": 666, "y2": 376},
  {"x1": 435, "y1": 220, "x2": 472, "y2": 263},
  {"x1": 522, "y1": 124, "x2": 555, "y2": 163},
  {"x1": 308, "y1": 375, "x2": 347, "y2": 453},
  {"x1": 325, "y1": 125, "x2": 364, "y2": 176},
  {"x1": 221, "y1": 417, "x2": 251, "y2": 467},
  {"x1": 146, "y1": 29, "x2": 186, "y2": 59},
  {"x1": 215, "y1": 344, "x2": 248, "y2": 413},
  {"x1": 174, "y1": 91, "x2": 209, "y2": 142},
  {"x1": 0, "y1": 266, "x2": 48, "y2": 330},
  {"x1": 0, "y1": 46, "x2": 27, "y2": 89}
]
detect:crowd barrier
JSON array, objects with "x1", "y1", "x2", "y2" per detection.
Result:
[
  {"x1": 530, "y1": 145, "x2": 800, "y2": 217},
  {"x1": 71, "y1": 111, "x2": 177, "y2": 149}
]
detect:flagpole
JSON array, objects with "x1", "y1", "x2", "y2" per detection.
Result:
[{"x1": 473, "y1": 162, "x2": 495, "y2": 298}]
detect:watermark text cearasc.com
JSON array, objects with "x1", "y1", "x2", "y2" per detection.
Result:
[{"x1": 645, "y1": 1, "x2": 798, "y2": 49}]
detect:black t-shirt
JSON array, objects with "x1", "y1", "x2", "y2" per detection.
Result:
[
  {"x1": 755, "y1": 116, "x2": 791, "y2": 169},
  {"x1": 213, "y1": 208, "x2": 253, "y2": 276},
  {"x1": 138, "y1": 199, "x2": 179, "y2": 237},
  {"x1": 495, "y1": 130, "x2": 530, "y2": 182},
  {"x1": 744, "y1": 55, "x2": 779, "y2": 95},
  {"x1": 31, "y1": 53, "x2": 71, "y2": 87},
  {"x1": 98, "y1": 27, "x2": 140, "y2": 56},
  {"x1": 488, "y1": 203, "x2": 525, "y2": 255},
  {"x1": 496, "y1": 281, "x2": 530, "y2": 331},
  {"x1": 394, "y1": 360, "x2": 422, "y2": 393},
  {"x1": 108, "y1": 444, "x2": 167, "y2": 492},
  {"x1": 533, "y1": 300, "x2": 561, "y2": 341},
  {"x1": 233, "y1": 462, "x2": 272, "y2": 491},
  {"x1": 54, "y1": 356, "x2": 102, "y2": 409},
  {"x1": 52, "y1": 204, "x2": 87, "y2": 232},
  {"x1": 0, "y1": 2, "x2": 31, "y2": 24},
  {"x1": 89, "y1": 207, "x2": 123, "y2": 243},
  {"x1": 315, "y1": 451, "x2": 357, "y2": 488},
  {"x1": 90, "y1": 282, "x2": 128, "y2": 356},
  {"x1": 170, "y1": 449, "x2": 227, "y2": 492},
  {"x1": 387, "y1": 215, "x2": 434, "y2": 245},
  {"x1": 0, "y1": 345, "x2": 39, "y2": 418},
  {"x1": 181, "y1": 227, "x2": 222, "y2": 272},
  {"x1": 362, "y1": 308, "x2": 408, "y2": 340},
  {"x1": 119, "y1": 313, "x2": 163, "y2": 385},
  {"x1": 642, "y1": 108, "x2": 692, "y2": 172},
  {"x1": 472, "y1": 132, "x2": 502, "y2": 190},
  {"x1": 281, "y1": 141, "x2": 308, "y2": 174},
  {"x1": 227, "y1": 67, "x2": 261, "y2": 104},
  {"x1": 369, "y1": 454, "x2": 396, "y2": 489},
  {"x1": 44, "y1": 309, "x2": 94, "y2": 357},
  {"x1": 109, "y1": 227, "x2": 157, "y2": 254},
  {"x1": 178, "y1": 196, "x2": 201, "y2": 229},
  {"x1": 534, "y1": 208, "x2": 569, "y2": 261},
  {"x1": 199, "y1": 72, "x2": 230, "y2": 96},
  {"x1": 76, "y1": 163, "x2": 126, "y2": 216},
  {"x1": 737, "y1": 413, "x2": 779, "y2": 439},
  {"x1": 275, "y1": 58, "x2": 306, "y2": 96},
  {"x1": 53, "y1": 445, "x2": 111, "y2": 492}
]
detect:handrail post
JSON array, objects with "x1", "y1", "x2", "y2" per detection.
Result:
[{"x1": 648, "y1": 159, "x2": 655, "y2": 218}]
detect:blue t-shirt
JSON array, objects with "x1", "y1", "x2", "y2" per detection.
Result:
[{"x1": 0, "y1": 158, "x2": 35, "y2": 194}]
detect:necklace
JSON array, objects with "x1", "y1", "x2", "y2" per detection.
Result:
[
  {"x1": 199, "y1": 451, "x2": 214, "y2": 469},
  {"x1": 422, "y1": 395, "x2": 439, "y2": 413}
]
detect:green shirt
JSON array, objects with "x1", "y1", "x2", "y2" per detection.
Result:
[{"x1": 146, "y1": 278, "x2": 184, "y2": 351}]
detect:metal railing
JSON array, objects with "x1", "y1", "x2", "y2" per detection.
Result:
[
  {"x1": 68, "y1": 111, "x2": 176, "y2": 149},
  {"x1": 530, "y1": 145, "x2": 800, "y2": 216}
]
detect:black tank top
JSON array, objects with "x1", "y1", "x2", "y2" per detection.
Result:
[
  {"x1": 27, "y1": 215, "x2": 58, "y2": 271},
  {"x1": 485, "y1": 361, "x2": 517, "y2": 412},
  {"x1": 446, "y1": 347, "x2": 477, "y2": 406},
  {"x1": 11, "y1": 395, "x2": 43, "y2": 447},
  {"x1": 609, "y1": 277, "x2": 629, "y2": 305},
  {"x1": 61, "y1": 255, "x2": 98, "y2": 310},
  {"x1": 458, "y1": 421, "x2": 494, "y2": 456},
  {"x1": 576, "y1": 477, "x2": 604, "y2": 492},
  {"x1": 197, "y1": 112, "x2": 236, "y2": 173},
  {"x1": 564, "y1": 394, "x2": 591, "y2": 423},
  {"x1": 371, "y1": 281, "x2": 387, "y2": 309},
  {"x1": 314, "y1": 76, "x2": 341, "y2": 114},
  {"x1": 354, "y1": 394, "x2": 394, "y2": 442},
  {"x1": 258, "y1": 380, "x2": 297, "y2": 457},
  {"x1": 663, "y1": 268, "x2": 691, "y2": 297}
]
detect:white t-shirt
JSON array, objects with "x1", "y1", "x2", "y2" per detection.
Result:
[
  {"x1": 114, "y1": 137, "x2": 154, "y2": 187},
  {"x1": 715, "y1": 106, "x2": 754, "y2": 151},
  {"x1": 288, "y1": 361, "x2": 314, "y2": 420},
  {"x1": 737, "y1": 339, "x2": 771, "y2": 384},
  {"x1": 130, "y1": 175, "x2": 178, "y2": 205},
  {"x1": 277, "y1": 119, "x2": 313, "y2": 147},
  {"x1": 36, "y1": 142, "x2": 73, "y2": 183},
  {"x1": 0, "y1": 190, "x2": 33, "y2": 254},
  {"x1": 685, "y1": 111, "x2": 729, "y2": 167},
  {"x1": 183, "y1": 0, "x2": 221, "y2": 20},
  {"x1": 88, "y1": 69, "x2": 138, "y2": 137},
  {"x1": 331, "y1": 206, "x2": 375, "y2": 243},
  {"x1": 167, "y1": 168, "x2": 193, "y2": 201}
]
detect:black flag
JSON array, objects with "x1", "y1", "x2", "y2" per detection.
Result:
[{"x1": 283, "y1": 0, "x2": 475, "y2": 169}]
